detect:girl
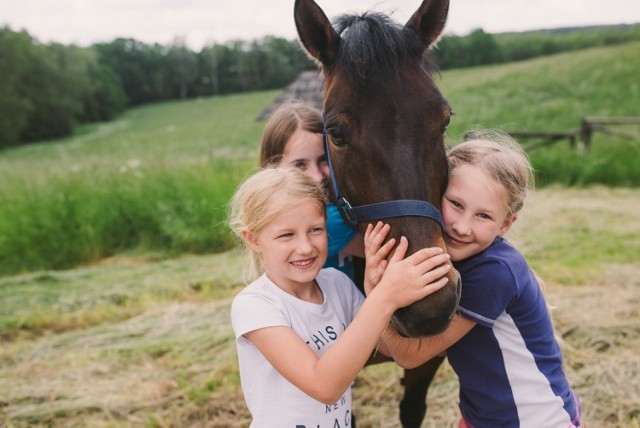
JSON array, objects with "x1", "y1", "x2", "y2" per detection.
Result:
[
  {"x1": 228, "y1": 166, "x2": 451, "y2": 426},
  {"x1": 259, "y1": 100, "x2": 363, "y2": 279},
  {"x1": 366, "y1": 133, "x2": 583, "y2": 427},
  {"x1": 259, "y1": 100, "x2": 442, "y2": 428}
]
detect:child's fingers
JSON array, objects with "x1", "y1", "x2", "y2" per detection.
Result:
[
  {"x1": 421, "y1": 261, "x2": 452, "y2": 282},
  {"x1": 415, "y1": 252, "x2": 450, "y2": 270},
  {"x1": 409, "y1": 246, "x2": 445, "y2": 261},
  {"x1": 364, "y1": 222, "x2": 380, "y2": 248},
  {"x1": 420, "y1": 276, "x2": 449, "y2": 296},
  {"x1": 376, "y1": 237, "x2": 396, "y2": 259},
  {"x1": 365, "y1": 222, "x2": 393, "y2": 257},
  {"x1": 364, "y1": 223, "x2": 374, "y2": 241},
  {"x1": 390, "y1": 236, "x2": 408, "y2": 263},
  {"x1": 369, "y1": 222, "x2": 390, "y2": 246}
]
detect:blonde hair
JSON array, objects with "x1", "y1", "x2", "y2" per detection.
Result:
[
  {"x1": 259, "y1": 100, "x2": 324, "y2": 167},
  {"x1": 228, "y1": 166, "x2": 327, "y2": 281},
  {"x1": 448, "y1": 130, "x2": 534, "y2": 216}
]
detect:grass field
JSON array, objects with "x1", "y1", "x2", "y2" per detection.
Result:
[
  {"x1": 1, "y1": 187, "x2": 639, "y2": 427},
  {"x1": 1, "y1": 42, "x2": 640, "y2": 426},
  {"x1": 0, "y1": 42, "x2": 639, "y2": 275}
]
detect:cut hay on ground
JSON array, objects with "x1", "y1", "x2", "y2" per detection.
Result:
[{"x1": 1, "y1": 187, "x2": 639, "y2": 427}]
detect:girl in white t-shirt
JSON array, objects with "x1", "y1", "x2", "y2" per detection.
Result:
[{"x1": 228, "y1": 166, "x2": 451, "y2": 427}]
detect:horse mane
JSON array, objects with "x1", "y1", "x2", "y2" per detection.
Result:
[{"x1": 332, "y1": 12, "x2": 437, "y2": 84}]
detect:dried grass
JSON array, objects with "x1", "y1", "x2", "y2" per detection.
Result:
[{"x1": 1, "y1": 188, "x2": 639, "y2": 427}]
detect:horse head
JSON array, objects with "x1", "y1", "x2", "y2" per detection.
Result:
[{"x1": 295, "y1": 0, "x2": 461, "y2": 337}]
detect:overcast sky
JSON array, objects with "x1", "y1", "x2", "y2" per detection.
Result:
[{"x1": 2, "y1": 0, "x2": 639, "y2": 50}]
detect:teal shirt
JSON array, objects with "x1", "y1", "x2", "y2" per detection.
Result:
[{"x1": 324, "y1": 203, "x2": 356, "y2": 278}]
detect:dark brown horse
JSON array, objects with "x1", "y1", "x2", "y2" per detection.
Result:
[{"x1": 294, "y1": 0, "x2": 460, "y2": 426}]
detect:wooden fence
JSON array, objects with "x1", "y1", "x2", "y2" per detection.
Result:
[{"x1": 507, "y1": 116, "x2": 640, "y2": 152}]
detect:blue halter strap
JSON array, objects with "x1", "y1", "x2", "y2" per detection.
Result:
[{"x1": 322, "y1": 114, "x2": 444, "y2": 231}]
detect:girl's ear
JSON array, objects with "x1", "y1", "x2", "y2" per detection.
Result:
[
  {"x1": 500, "y1": 214, "x2": 517, "y2": 235},
  {"x1": 241, "y1": 228, "x2": 262, "y2": 253}
]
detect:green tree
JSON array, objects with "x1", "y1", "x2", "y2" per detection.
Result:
[
  {"x1": 464, "y1": 29, "x2": 503, "y2": 66},
  {"x1": 197, "y1": 44, "x2": 222, "y2": 96},
  {"x1": 0, "y1": 28, "x2": 34, "y2": 146},
  {"x1": 82, "y1": 60, "x2": 127, "y2": 122},
  {"x1": 168, "y1": 37, "x2": 198, "y2": 99},
  {"x1": 19, "y1": 43, "x2": 89, "y2": 141},
  {"x1": 94, "y1": 39, "x2": 166, "y2": 106}
]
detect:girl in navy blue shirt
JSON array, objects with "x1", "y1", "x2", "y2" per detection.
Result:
[{"x1": 366, "y1": 132, "x2": 583, "y2": 427}]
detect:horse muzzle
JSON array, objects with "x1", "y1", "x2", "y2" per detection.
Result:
[{"x1": 391, "y1": 266, "x2": 461, "y2": 338}]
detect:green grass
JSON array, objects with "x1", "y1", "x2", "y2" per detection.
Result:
[
  {"x1": 441, "y1": 42, "x2": 640, "y2": 131},
  {"x1": 0, "y1": 43, "x2": 639, "y2": 275},
  {"x1": 0, "y1": 91, "x2": 275, "y2": 275},
  {"x1": 1, "y1": 187, "x2": 638, "y2": 427},
  {"x1": 0, "y1": 249, "x2": 245, "y2": 340},
  {"x1": 0, "y1": 249, "x2": 248, "y2": 426},
  {"x1": 440, "y1": 42, "x2": 640, "y2": 186},
  {"x1": 0, "y1": 160, "x2": 251, "y2": 275},
  {"x1": 1, "y1": 43, "x2": 639, "y2": 425}
]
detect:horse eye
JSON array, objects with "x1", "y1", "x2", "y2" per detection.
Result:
[
  {"x1": 328, "y1": 129, "x2": 348, "y2": 147},
  {"x1": 443, "y1": 114, "x2": 452, "y2": 132}
]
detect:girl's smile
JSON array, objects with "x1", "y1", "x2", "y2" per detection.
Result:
[
  {"x1": 245, "y1": 199, "x2": 328, "y2": 299},
  {"x1": 441, "y1": 164, "x2": 515, "y2": 262}
]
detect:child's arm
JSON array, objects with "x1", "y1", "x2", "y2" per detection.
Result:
[
  {"x1": 378, "y1": 314, "x2": 475, "y2": 368},
  {"x1": 244, "y1": 230, "x2": 449, "y2": 405},
  {"x1": 363, "y1": 222, "x2": 476, "y2": 368}
]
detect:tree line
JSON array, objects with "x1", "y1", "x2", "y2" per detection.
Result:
[
  {"x1": 436, "y1": 24, "x2": 640, "y2": 68},
  {"x1": 1, "y1": 23, "x2": 639, "y2": 148},
  {"x1": 0, "y1": 28, "x2": 314, "y2": 147}
]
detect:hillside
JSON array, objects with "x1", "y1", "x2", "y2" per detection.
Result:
[
  {"x1": 496, "y1": 22, "x2": 640, "y2": 37},
  {"x1": 0, "y1": 42, "x2": 639, "y2": 275},
  {"x1": 1, "y1": 41, "x2": 639, "y2": 426}
]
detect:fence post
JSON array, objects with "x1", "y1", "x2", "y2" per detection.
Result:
[{"x1": 580, "y1": 118, "x2": 593, "y2": 151}]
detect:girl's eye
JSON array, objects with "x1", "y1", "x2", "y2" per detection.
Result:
[
  {"x1": 277, "y1": 232, "x2": 293, "y2": 239},
  {"x1": 477, "y1": 213, "x2": 491, "y2": 220},
  {"x1": 293, "y1": 161, "x2": 307, "y2": 170},
  {"x1": 310, "y1": 226, "x2": 325, "y2": 234}
]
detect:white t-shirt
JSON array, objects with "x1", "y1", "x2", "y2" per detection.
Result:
[{"x1": 231, "y1": 268, "x2": 365, "y2": 427}]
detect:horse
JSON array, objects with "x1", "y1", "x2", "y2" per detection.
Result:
[{"x1": 294, "y1": 0, "x2": 460, "y2": 426}]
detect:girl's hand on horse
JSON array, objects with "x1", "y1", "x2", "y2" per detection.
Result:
[
  {"x1": 364, "y1": 222, "x2": 394, "y2": 294},
  {"x1": 364, "y1": 222, "x2": 452, "y2": 308}
]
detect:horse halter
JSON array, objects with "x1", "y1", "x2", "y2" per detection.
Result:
[{"x1": 322, "y1": 114, "x2": 445, "y2": 231}]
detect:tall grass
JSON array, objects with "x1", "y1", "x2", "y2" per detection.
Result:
[
  {"x1": 0, "y1": 160, "x2": 253, "y2": 276},
  {"x1": 441, "y1": 41, "x2": 640, "y2": 186},
  {"x1": 1, "y1": 43, "x2": 639, "y2": 275},
  {"x1": 0, "y1": 91, "x2": 275, "y2": 275}
]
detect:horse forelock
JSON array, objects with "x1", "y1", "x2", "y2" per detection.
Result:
[{"x1": 332, "y1": 12, "x2": 436, "y2": 84}]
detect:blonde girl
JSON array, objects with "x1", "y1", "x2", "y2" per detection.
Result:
[
  {"x1": 367, "y1": 132, "x2": 583, "y2": 428},
  {"x1": 259, "y1": 100, "x2": 363, "y2": 279},
  {"x1": 228, "y1": 166, "x2": 451, "y2": 427}
]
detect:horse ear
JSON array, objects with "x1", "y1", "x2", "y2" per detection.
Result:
[
  {"x1": 404, "y1": 0, "x2": 450, "y2": 50},
  {"x1": 294, "y1": 0, "x2": 340, "y2": 66}
]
